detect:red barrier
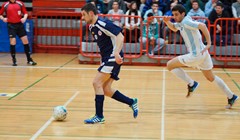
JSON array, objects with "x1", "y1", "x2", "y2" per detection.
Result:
[
  {"x1": 212, "y1": 18, "x2": 240, "y2": 63},
  {"x1": 32, "y1": 11, "x2": 81, "y2": 54}
]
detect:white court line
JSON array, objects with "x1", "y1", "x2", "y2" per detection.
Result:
[
  {"x1": 30, "y1": 91, "x2": 79, "y2": 140},
  {"x1": 161, "y1": 68, "x2": 166, "y2": 140},
  {"x1": 0, "y1": 65, "x2": 239, "y2": 74}
]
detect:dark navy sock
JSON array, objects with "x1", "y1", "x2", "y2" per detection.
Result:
[
  {"x1": 112, "y1": 90, "x2": 133, "y2": 106},
  {"x1": 24, "y1": 44, "x2": 31, "y2": 61},
  {"x1": 95, "y1": 95, "x2": 104, "y2": 118},
  {"x1": 10, "y1": 45, "x2": 16, "y2": 59}
]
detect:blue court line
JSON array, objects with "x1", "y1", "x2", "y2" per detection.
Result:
[
  {"x1": 223, "y1": 68, "x2": 240, "y2": 90},
  {"x1": 8, "y1": 56, "x2": 77, "y2": 100}
]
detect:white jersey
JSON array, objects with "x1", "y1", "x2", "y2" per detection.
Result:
[{"x1": 173, "y1": 16, "x2": 205, "y2": 56}]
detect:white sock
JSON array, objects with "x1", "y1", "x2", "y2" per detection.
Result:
[
  {"x1": 171, "y1": 68, "x2": 194, "y2": 86},
  {"x1": 213, "y1": 76, "x2": 233, "y2": 99}
]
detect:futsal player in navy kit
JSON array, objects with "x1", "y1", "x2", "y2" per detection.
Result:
[
  {"x1": 0, "y1": 0, "x2": 37, "y2": 66},
  {"x1": 81, "y1": 3, "x2": 138, "y2": 124}
]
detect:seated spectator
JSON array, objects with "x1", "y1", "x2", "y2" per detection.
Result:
[
  {"x1": 139, "y1": 13, "x2": 166, "y2": 54},
  {"x1": 232, "y1": 0, "x2": 240, "y2": 25},
  {"x1": 124, "y1": 1, "x2": 141, "y2": 43},
  {"x1": 139, "y1": 0, "x2": 146, "y2": 13},
  {"x1": 143, "y1": 1, "x2": 163, "y2": 21},
  {"x1": 142, "y1": 0, "x2": 166, "y2": 18},
  {"x1": 187, "y1": 0, "x2": 205, "y2": 23},
  {"x1": 124, "y1": 0, "x2": 141, "y2": 11},
  {"x1": 107, "y1": 0, "x2": 126, "y2": 13},
  {"x1": 208, "y1": 2, "x2": 232, "y2": 45},
  {"x1": 184, "y1": 0, "x2": 204, "y2": 13},
  {"x1": 88, "y1": 0, "x2": 106, "y2": 14},
  {"x1": 165, "y1": 0, "x2": 184, "y2": 13},
  {"x1": 108, "y1": 0, "x2": 125, "y2": 27},
  {"x1": 205, "y1": 0, "x2": 219, "y2": 17}
]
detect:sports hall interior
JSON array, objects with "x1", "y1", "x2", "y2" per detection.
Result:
[{"x1": 0, "y1": 0, "x2": 239, "y2": 139}]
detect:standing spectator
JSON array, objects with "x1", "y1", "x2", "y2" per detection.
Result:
[
  {"x1": 0, "y1": 0, "x2": 37, "y2": 66},
  {"x1": 187, "y1": 0, "x2": 205, "y2": 23},
  {"x1": 124, "y1": 1, "x2": 141, "y2": 42},
  {"x1": 204, "y1": 0, "x2": 219, "y2": 17},
  {"x1": 140, "y1": 13, "x2": 166, "y2": 54},
  {"x1": 232, "y1": 0, "x2": 240, "y2": 25},
  {"x1": 108, "y1": 0, "x2": 125, "y2": 27}
]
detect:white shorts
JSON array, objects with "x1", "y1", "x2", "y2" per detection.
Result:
[{"x1": 178, "y1": 51, "x2": 213, "y2": 70}]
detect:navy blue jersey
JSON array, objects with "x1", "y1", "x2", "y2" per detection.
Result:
[{"x1": 89, "y1": 17, "x2": 124, "y2": 61}]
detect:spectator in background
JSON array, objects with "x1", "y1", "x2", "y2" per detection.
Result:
[
  {"x1": 187, "y1": 0, "x2": 205, "y2": 23},
  {"x1": 124, "y1": 0, "x2": 141, "y2": 11},
  {"x1": 0, "y1": 0, "x2": 37, "y2": 66},
  {"x1": 143, "y1": 1, "x2": 163, "y2": 21},
  {"x1": 204, "y1": 0, "x2": 219, "y2": 17},
  {"x1": 140, "y1": 13, "x2": 166, "y2": 55},
  {"x1": 139, "y1": 0, "x2": 146, "y2": 13},
  {"x1": 208, "y1": 2, "x2": 232, "y2": 45},
  {"x1": 108, "y1": 0, "x2": 125, "y2": 27},
  {"x1": 184, "y1": 0, "x2": 204, "y2": 13},
  {"x1": 88, "y1": 0, "x2": 106, "y2": 14},
  {"x1": 165, "y1": 0, "x2": 184, "y2": 13},
  {"x1": 232, "y1": 0, "x2": 240, "y2": 25},
  {"x1": 142, "y1": 0, "x2": 166, "y2": 18},
  {"x1": 124, "y1": 1, "x2": 141, "y2": 43},
  {"x1": 108, "y1": 0, "x2": 126, "y2": 13},
  {"x1": 165, "y1": 2, "x2": 177, "y2": 16}
]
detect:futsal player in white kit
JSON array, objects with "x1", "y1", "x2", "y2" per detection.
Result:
[{"x1": 163, "y1": 4, "x2": 238, "y2": 109}]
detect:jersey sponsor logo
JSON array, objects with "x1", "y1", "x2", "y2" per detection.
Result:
[{"x1": 18, "y1": 10, "x2": 21, "y2": 15}]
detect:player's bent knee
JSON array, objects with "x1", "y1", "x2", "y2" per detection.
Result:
[{"x1": 206, "y1": 77, "x2": 214, "y2": 82}]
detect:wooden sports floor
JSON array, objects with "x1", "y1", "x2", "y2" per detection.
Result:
[{"x1": 0, "y1": 53, "x2": 239, "y2": 140}]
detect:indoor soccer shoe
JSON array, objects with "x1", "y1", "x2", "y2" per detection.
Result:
[
  {"x1": 12, "y1": 58, "x2": 17, "y2": 66},
  {"x1": 186, "y1": 81, "x2": 199, "y2": 98},
  {"x1": 84, "y1": 115, "x2": 105, "y2": 124},
  {"x1": 226, "y1": 94, "x2": 239, "y2": 109},
  {"x1": 130, "y1": 98, "x2": 138, "y2": 118},
  {"x1": 27, "y1": 60, "x2": 37, "y2": 65}
]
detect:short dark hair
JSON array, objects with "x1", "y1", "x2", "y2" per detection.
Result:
[
  {"x1": 216, "y1": 2, "x2": 224, "y2": 8},
  {"x1": 147, "y1": 12, "x2": 154, "y2": 17},
  {"x1": 172, "y1": 4, "x2": 186, "y2": 14},
  {"x1": 81, "y1": 3, "x2": 98, "y2": 15}
]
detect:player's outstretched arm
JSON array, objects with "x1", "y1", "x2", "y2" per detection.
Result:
[{"x1": 163, "y1": 16, "x2": 178, "y2": 32}]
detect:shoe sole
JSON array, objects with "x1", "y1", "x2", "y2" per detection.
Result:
[
  {"x1": 84, "y1": 121, "x2": 105, "y2": 124},
  {"x1": 226, "y1": 96, "x2": 239, "y2": 109},
  {"x1": 186, "y1": 83, "x2": 199, "y2": 98}
]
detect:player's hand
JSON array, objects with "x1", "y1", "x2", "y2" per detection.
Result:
[
  {"x1": 163, "y1": 16, "x2": 171, "y2": 23},
  {"x1": 115, "y1": 53, "x2": 123, "y2": 64},
  {"x1": 21, "y1": 18, "x2": 27, "y2": 23},
  {"x1": 2, "y1": 18, "x2": 7, "y2": 23},
  {"x1": 201, "y1": 45, "x2": 211, "y2": 54}
]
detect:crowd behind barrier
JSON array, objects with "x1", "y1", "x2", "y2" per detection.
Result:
[{"x1": 79, "y1": 14, "x2": 239, "y2": 66}]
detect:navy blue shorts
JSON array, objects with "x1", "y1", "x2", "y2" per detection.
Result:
[{"x1": 98, "y1": 56, "x2": 122, "y2": 80}]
